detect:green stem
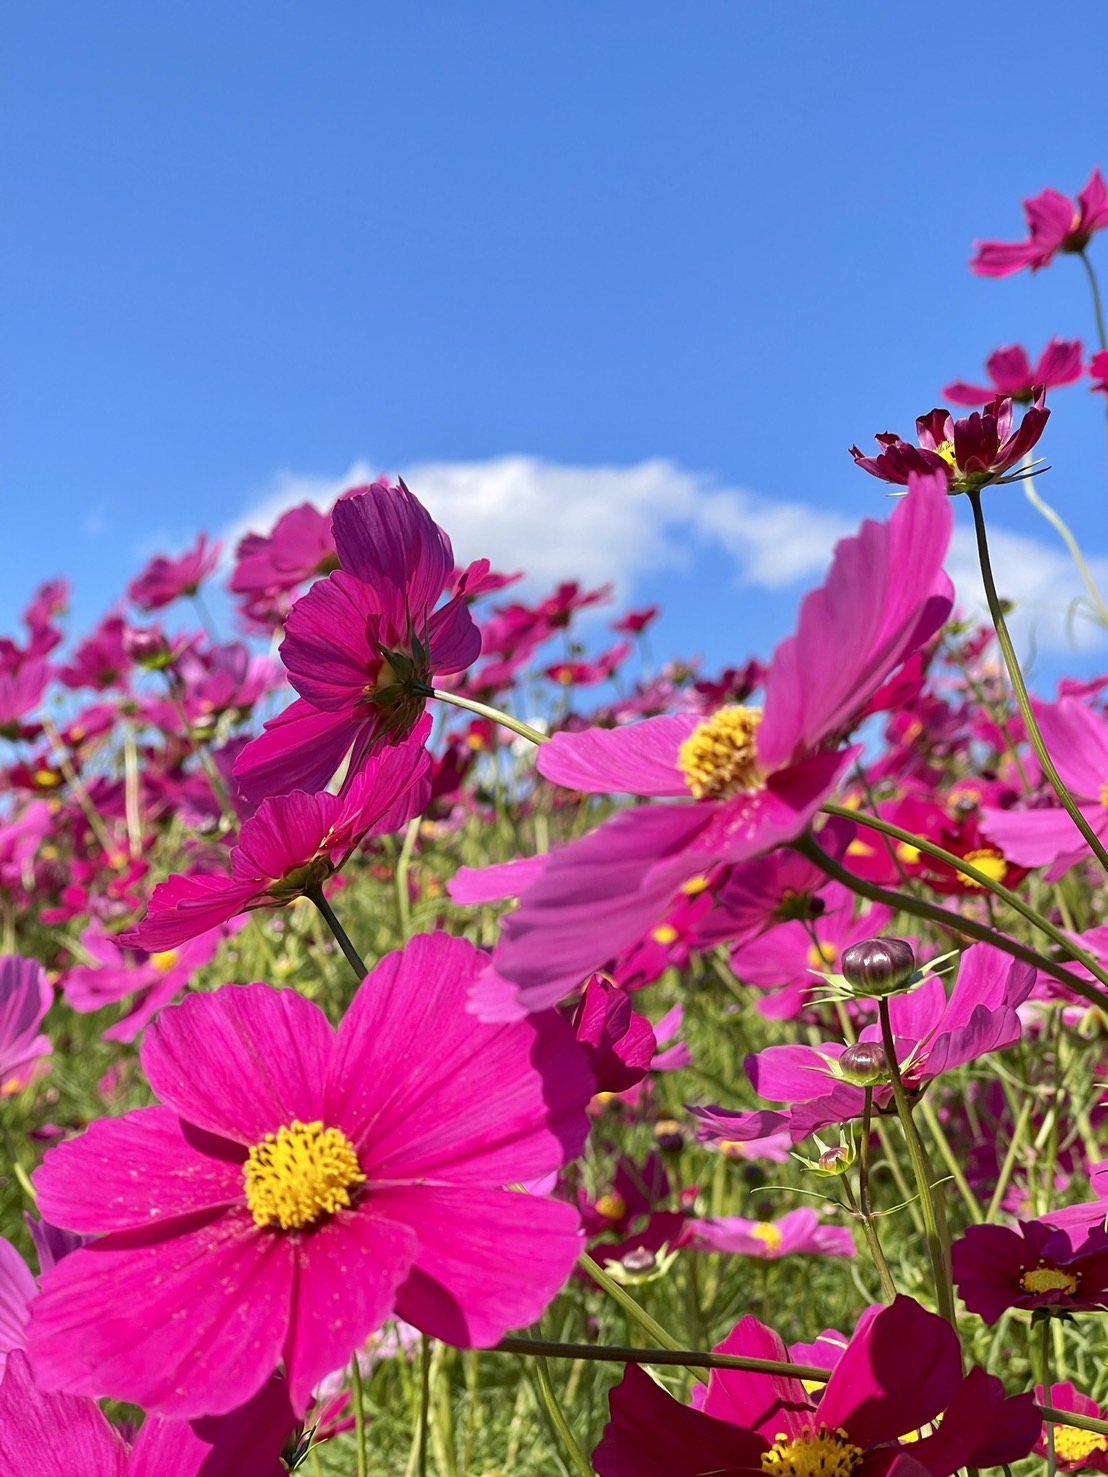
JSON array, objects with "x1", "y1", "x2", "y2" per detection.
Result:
[
  {"x1": 879, "y1": 998, "x2": 955, "y2": 1325},
  {"x1": 856, "y1": 1088, "x2": 899, "y2": 1300},
  {"x1": 821, "y1": 802, "x2": 1108, "y2": 995},
  {"x1": 793, "y1": 834, "x2": 1103, "y2": 1007},
  {"x1": 966, "y1": 488, "x2": 1108, "y2": 876},
  {"x1": 1037, "y1": 1318, "x2": 1057, "y2": 1477},
  {"x1": 492, "y1": 1335, "x2": 829, "y2": 1383},
  {"x1": 307, "y1": 884, "x2": 368, "y2": 980},
  {"x1": 39, "y1": 714, "x2": 116, "y2": 857},
  {"x1": 1038, "y1": 1404, "x2": 1108, "y2": 1438},
  {"x1": 918, "y1": 1096, "x2": 985, "y2": 1225},
  {"x1": 986, "y1": 1094, "x2": 1033, "y2": 1223},
  {"x1": 351, "y1": 1355, "x2": 369, "y2": 1477},
  {"x1": 1080, "y1": 248, "x2": 1108, "y2": 352},
  {"x1": 418, "y1": 1334, "x2": 431, "y2": 1477},
  {"x1": 1022, "y1": 464, "x2": 1108, "y2": 628},
  {"x1": 394, "y1": 815, "x2": 420, "y2": 940},
  {"x1": 578, "y1": 1252, "x2": 708, "y2": 1384},
  {"x1": 532, "y1": 1354, "x2": 593, "y2": 1477},
  {"x1": 429, "y1": 688, "x2": 550, "y2": 747}
]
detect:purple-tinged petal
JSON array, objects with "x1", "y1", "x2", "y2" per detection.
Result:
[
  {"x1": 0, "y1": 1238, "x2": 35, "y2": 1367},
  {"x1": 132, "y1": 1376, "x2": 296, "y2": 1477},
  {"x1": 142, "y1": 985, "x2": 334, "y2": 1144},
  {"x1": 981, "y1": 802, "x2": 1107, "y2": 871},
  {"x1": 426, "y1": 593, "x2": 482, "y2": 675},
  {"x1": 702, "y1": 1317, "x2": 811, "y2": 1439},
  {"x1": 449, "y1": 853, "x2": 549, "y2": 906},
  {"x1": 911, "y1": 1366, "x2": 1040, "y2": 1472},
  {"x1": 332, "y1": 480, "x2": 454, "y2": 615},
  {"x1": 388, "y1": 1185, "x2": 582, "y2": 1347},
  {"x1": 0, "y1": 1350, "x2": 130, "y2": 1477},
  {"x1": 233, "y1": 698, "x2": 359, "y2": 805},
  {"x1": 122, "y1": 873, "x2": 255, "y2": 953},
  {"x1": 690, "y1": 1106, "x2": 792, "y2": 1142},
  {"x1": 745, "y1": 1043, "x2": 843, "y2": 1103},
  {"x1": 280, "y1": 571, "x2": 379, "y2": 712}
]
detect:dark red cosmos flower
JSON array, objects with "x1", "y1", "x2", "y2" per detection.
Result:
[
  {"x1": 593, "y1": 1296, "x2": 1039, "y2": 1476},
  {"x1": 851, "y1": 392, "x2": 1049, "y2": 494},
  {"x1": 953, "y1": 1220, "x2": 1108, "y2": 1325}
]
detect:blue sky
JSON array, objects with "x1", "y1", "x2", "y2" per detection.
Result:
[{"x1": 3, "y1": 0, "x2": 1108, "y2": 686}]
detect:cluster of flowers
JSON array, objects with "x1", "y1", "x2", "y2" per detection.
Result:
[{"x1": 3, "y1": 167, "x2": 1108, "y2": 1472}]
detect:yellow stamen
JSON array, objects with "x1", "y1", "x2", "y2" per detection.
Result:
[
  {"x1": 677, "y1": 706, "x2": 765, "y2": 801},
  {"x1": 150, "y1": 950, "x2": 179, "y2": 974},
  {"x1": 761, "y1": 1424, "x2": 863, "y2": 1477},
  {"x1": 961, "y1": 848, "x2": 1008, "y2": 888},
  {"x1": 895, "y1": 842, "x2": 921, "y2": 865},
  {"x1": 244, "y1": 1119, "x2": 365, "y2": 1231},
  {"x1": 845, "y1": 840, "x2": 875, "y2": 858},
  {"x1": 806, "y1": 942, "x2": 837, "y2": 970},
  {"x1": 1055, "y1": 1424, "x2": 1108, "y2": 1464},
  {"x1": 934, "y1": 440, "x2": 958, "y2": 470},
  {"x1": 750, "y1": 1222, "x2": 784, "y2": 1254},
  {"x1": 681, "y1": 875, "x2": 710, "y2": 896},
  {"x1": 1020, "y1": 1263, "x2": 1079, "y2": 1296},
  {"x1": 595, "y1": 1193, "x2": 627, "y2": 1221},
  {"x1": 652, "y1": 924, "x2": 678, "y2": 945}
]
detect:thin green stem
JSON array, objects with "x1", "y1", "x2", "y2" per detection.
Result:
[
  {"x1": 532, "y1": 1354, "x2": 593, "y2": 1477},
  {"x1": 351, "y1": 1355, "x2": 369, "y2": 1477},
  {"x1": 394, "y1": 815, "x2": 420, "y2": 940},
  {"x1": 418, "y1": 1335, "x2": 431, "y2": 1477},
  {"x1": 822, "y1": 802, "x2": 1108, "y2": 995},
  {"x1": 845, "y1": 1101, "x2": 898, "y2": 1304},
  {"x1": 1080, "y1": 248, "x2": 1108, "y2": 352},
  {"x1": 987, "y1": 1094, "x2": 1033, "y2": 1223},
  {"x1": 307, "y1": 884, "x2": 368, "y2": 980},
  {"x1": 1022, "y1": 465, "x2": 1108, "y2": 628},
  {"x1": 1039, "y1": 1404, "x2": 1108, "y2": 1438},
  {"x1": 492, "y1": 1335, "x2": 829, "y2": 1383},
  {"x1": 918, "y1": 1096, "x2": 985, "y2": 1225},
  {"x1": 39, "y1": 714, "x2": 116, "y2": 857},
  {"x1": 429, "y1": 688, "x2": 550, "y2": 747},
  {"x1": 578, "y1": 1252, "x2": 708, "y2": 1384},
  {"x1": 967, "y1": 488, "x2": 1108, "y2": 875},
  {"x1": 793, "y1": 834, "x2": 1104, "y2": 1007},
  {"x1": 879, "y1": 998, "x2": 955, "y2": 1325}
]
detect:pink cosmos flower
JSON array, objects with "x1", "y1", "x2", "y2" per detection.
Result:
[
  {"x1": 454, "y1": 472, "x2": 953, "y2": 1018},
  {"x1": 971, "y1": 168, "x2": 1108, "y2": 277},
  {"x1": 62, "y1": 920, "x2": 225, "y2": 1044},
  {"x1": 953, "y1": 1220, "x2": 1108, "y2": 1324},
  {"x1": 570, "y1": 976, "x2": 657, "y2": 1094},
  {"x1": 26, "y1": 935, "x2": 592, "y2": 1419},
  {"x1": 0, "y1": 1350, "x2": 294, "y2": 1477},
  {"x1": 980, "y1": 697, "x2": 1108, "y2": 879},
  {"x1": 128, "y1": 534, "x2": 221, "y2": 612},
  {"x1": 850, "y1": 392, "x2": 1049, "y2": 493},
  {"x1": 593, "y1": 1296, "x2": 1039, "y2": 1475},
  {"x1": 1091, "y1": 350, "x2": 1108, "y2": 393},
  {"x1": 122, "y1": 733, "x2": 431, "y2": 953},
  {"x1": 686, "y1": 1207, "x2": 855, "y2": 1261},
  {"x1": 0, "y1": 956, "x2": 53, "y2": 1095},
  {"x1": 1035, "y1": 1383, "x2": 1108, "y2": 1472},
  {"x1": 694, "y1": 944, "x2": 1033, "y2": 1146},
  {"x1": 231, "y1": 502, "x2": 339, "y2": 615},
  {"x1": 943, "y1": 338, "x2": 1084, "y2": 406},
  {"x1": 0, "y1": 659, "x2": 51, "y2": 741},
  {"x1": 0, "y1": 1238, "x2": 36, "y2": 1372},
  {"x1": 57, "y1": 614, "x2": 133, "y2": 691},
  {"x1": 234, "y1": 481, "x2": 486, "y2": 803}
]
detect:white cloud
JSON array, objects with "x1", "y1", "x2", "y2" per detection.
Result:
[{"x1": 226, "y1": 454, "x2": 1108, "y2": 654}]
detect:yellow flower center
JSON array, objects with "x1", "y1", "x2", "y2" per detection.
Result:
[
  {"x1": 896, "y1": 842, "x2": 921, "y2": 865},
  {"x1": 652, "y1": 924, "x2": 679, "y2": 945},
  {"x1": 677, "y1": 706, "x2": 765, "y2": 801},
  {"x1": 1020, "y1": 1263, "x2": 1079, "y2": 1296},
  {"x1": 934, "y1": 440, "x2": 958, "y2": 469},
  {"x1": 751, "y1": 1222, "x2": 784, "y2": 1254},
  {"x1": 962, "y1": 848, "x2": 1008, "y2": 888},
  {"x1": 1099, "y1": 781, "x2": 1108, "y2": 808},
  {"x1": 761, "y1": 1425, "x2": 863, "y2": 1477},
  {"x1": 244, "y1": 1119, "x2": 366, "y2": 1231},
  {"x1": 806, "y1": 941, "x2": 837, "y2": 971},
  {"x1": 33, "y1": 769, "x2": 61, "y2": 789},
  {"x1": 595, "y1": 1193, "x2": 627, "y2": 1221},
  {"x1": 1055, "y1": 1425, "x2": 1108, "y2": 1464},
  {"x1": 150, "y1": 950, "x2": 179, "y2": 973},
  {"x1": 681, "y1": 874, "x2": 710, "y2": 896}
]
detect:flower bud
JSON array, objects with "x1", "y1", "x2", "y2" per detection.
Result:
[
  {"x1": 123, "y1": 626, "x2": 172, "y2": 670},
  {"x1": 838, "y1": 1042, "x2": 890, "y2": 1086},
  {"x1": 840, "y1": 937, "x2": 916, "y2": 998}
]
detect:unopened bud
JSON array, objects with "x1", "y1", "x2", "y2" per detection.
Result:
[
  {"x1": 840, "y1": 937, "x2": 916, "y2": 998},
  {"x1": 123, "y1": 627, "x2": 172, "y2": 670},
  {"x1": 838, "y1": 1042, "x2": 890, "y2": 1086}
]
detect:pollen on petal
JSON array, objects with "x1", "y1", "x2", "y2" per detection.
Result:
[
  {"x1": 1020, "y1": 1263, "x2": 1079, "y2": 1296},
  {"x1": 677, "y1": 706, "x2": 765, "y2": 801},
  {"x1": 244, "y1": 1119, "x2": 366, "y2": 1231},
  {"x1": 1054, "y1": 1424, "x2": 1108, "y2": 1465}
]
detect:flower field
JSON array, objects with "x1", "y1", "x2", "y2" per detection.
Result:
[{"x1": 4, "y1": 169, "x2": 1108, "y2": 1473}]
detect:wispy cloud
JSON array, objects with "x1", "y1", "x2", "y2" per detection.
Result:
[{"x1": 225, "y1": 454, "x2": 1108, "y2": 654}]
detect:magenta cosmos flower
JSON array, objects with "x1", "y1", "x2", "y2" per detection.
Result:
[
  {"x1": 943, "y1": 338, "x2": 1084, "y2": 407},
  {"x1": 593, "y1": 1296, "x2": 1039, "y2": 1476},
  {"x1": 128, "y1": 534, "x2": 221, "y2": 612},
  {"x1": 454, "y1": 472, "x2": 953, "y2": 1018},
  {"x1": 234, "y1": 480, "x2": 486, "y2": 803},
  {"x1": 952, "y1": 1220, "x2": 1108, "y2": 1325},
  {"x1": 686, "y1": 1206, "x2": 855, "y2": 1261},
  {"x1": 231, "y1": 501, "x2": 339, "y2": 615},
  {"x1": 123, "y1": 733, "x2": 431, "y2": 952},
  {"x1": 26, "y1": 934, "x2": 592, "y2": 1418},
  {"x1": 971, "y1": 168, "x2": 1108, "y2": 276},
  {"x1": 850, "y1": 391, "x2": 1049, "y2": 494},
  {"x1": 0, "y1": 1350, "x2": 293, "y2": 1477},
  {"x1": 1035, "y1": 1383, "x2": 1108, "y2": 1473}
]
